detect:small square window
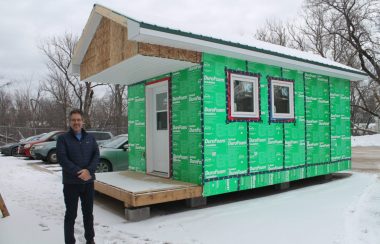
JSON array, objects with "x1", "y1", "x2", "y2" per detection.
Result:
[
  {"x1": 155, "y1": 92, "x2": 168, "y2": 130},
  {"x1": 156, "y1": 92, "x2": 167, "y2": 111},
  {"x1": 269, "y1": 79, "x2": 295, "y2": 121},
  {"x1": 227, "y1": 71, "x2": 260, "y2": 121}
]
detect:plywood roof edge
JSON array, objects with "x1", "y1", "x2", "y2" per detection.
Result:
[
  {"x1": 72, "y1": 4, "x2": 140, "y2": 72},
  {"x1": 94, "y1": 4, "x2": 129, "y2": 28}
]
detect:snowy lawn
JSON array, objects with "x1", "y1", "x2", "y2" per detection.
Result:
[
  {"x1": 352, "y1": 134, "x2": 380, "y2": 147},
  {"x1": 1, "y1": 154, "x2": 380, "y2": 244}
]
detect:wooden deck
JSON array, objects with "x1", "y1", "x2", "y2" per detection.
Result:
[{"x1": 94, "y1": 171, "x2": 203, "y2": 208}]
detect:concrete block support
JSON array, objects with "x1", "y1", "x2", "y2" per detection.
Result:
[
  {"x1": 125, "y1": 206, "x2": 150, "y2": 221},
  {"x1": 275, "y1": 182, "x2": 290, "y2": 191},
  {"x1": 323, "y1": 174, "x2": 333, "y2": 181},
  {"x1": 186, "y1": 197, "x2": 207, "y2": 208}
]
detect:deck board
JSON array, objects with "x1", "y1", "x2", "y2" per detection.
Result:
[{"x1": 94, "y1": 171, "x2": 203, "y2": 207}]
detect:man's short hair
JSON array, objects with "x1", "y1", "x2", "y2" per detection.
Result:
[{"x1": 69, "y1": 109, "x2": 83, "y2": 119}]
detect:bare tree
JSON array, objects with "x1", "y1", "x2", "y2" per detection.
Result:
[
  {"x1": 305, "y1": 0, "x2": 380, "y2": 123},
  {"x1": 39, "y1": 33, "x2": 104, "y2": 128},
  {"x1": 89, "y1": 84, "x2": 128, "y2": 134},
  {"x1": 109, "y1": 84, "x2": 127, "y2": 134},
  {"x1": 352, "y1": 80, "x2": 380, "y2": 117},
  {"x1": 306, "y1": 0, "x2": 380, "y2": 84},
  {"x1": 29, "y1": 86, "x2": 43, "y2": 128},
  {"x1": 0, "y1": 89, "x2": 14, "y2": 126},
  {"x1": 41, "y1": 68, "x2": 73, "y2": 129},
  {"x1": 255, "y1": 0, "x2": 380, "y2": 134},
  {"x1": 287, "y1": 23, "x2": 308, "y2": 51},
  {"x1": 255, "y1": 19, "x2": 290, "y2": 46}
]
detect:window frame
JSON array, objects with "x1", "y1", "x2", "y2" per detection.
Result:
[
  {"x1": 269, "y1": 78, "x2": 295, "y2": 122},
  {"x1": 227, "y1": 70, "x2": 260, "y2": 122},
  {"x1": 154, "y1": 90, "x2": 168, "y2": 130}
]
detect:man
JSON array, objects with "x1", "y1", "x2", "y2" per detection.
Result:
[{"x1": 57, "y1": 109, "x2": 99, "y2": 244}]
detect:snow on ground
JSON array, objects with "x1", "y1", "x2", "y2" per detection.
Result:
[
  {"x1": 1, "y1": 155, "x2": 380, "y2": 244},
  {"x1": 352, "y1": 134, "x2": 380, "y2": 147}
]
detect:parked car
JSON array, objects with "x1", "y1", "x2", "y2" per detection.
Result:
[
  {"x1": 0, "y1": 134, "x2": 45, "y2": 156},
  {"x1": 30, "y1": 141, "x2": 58, "y2": 163},
  {"x1": 19, "y1": 131, "x2": 64, "y2": 158},
  {"x1": 31, "y1": 131, "x2": 114, "y2": 164},
  {"x1": 97, "y1": 134, "x2": 128, "y2": 172},
  {"x1": 87, "y1": 131, "x2": 114, "y2": 145}
]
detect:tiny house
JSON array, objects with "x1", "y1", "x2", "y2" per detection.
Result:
[{"x1": 71, "y1": 5, "x2": 366, "y2": 198}]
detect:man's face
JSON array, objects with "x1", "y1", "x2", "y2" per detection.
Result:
[{"x1": 70, "y1": 113, "x2": 83, "y2": 133}]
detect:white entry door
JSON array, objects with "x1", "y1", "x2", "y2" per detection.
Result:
[{"x1": 146, "y1": 79, "x2": 170, "y2": 177}]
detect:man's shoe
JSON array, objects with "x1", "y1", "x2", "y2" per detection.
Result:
[{"x1": 86, "y1": 240, "x2": 95, "y2": 244}]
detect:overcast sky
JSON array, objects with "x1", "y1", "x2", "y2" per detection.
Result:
[{"x1": 0, "y1": 0, "x2": 304, "y2": 92}]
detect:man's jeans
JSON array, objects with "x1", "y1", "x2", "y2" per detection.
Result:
[{"x1": 63, "y1": 182, "x2": 95, "y2": 244}]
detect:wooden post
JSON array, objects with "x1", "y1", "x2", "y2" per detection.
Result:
[{"x1": 0, "y1": 193, "x2": 10, "y2": 217}]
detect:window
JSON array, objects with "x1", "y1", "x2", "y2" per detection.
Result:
[
  {"x1": 88, "y1": 132, "x2": 113, "y2": 140},
  {"x1": 228, "y1": 72, "x2": 260, "y2": 121},
  {"x1": 269, "y1": 79, "x2": 295, "y2": 121},
  {"x1": 156, "y1": 92, "x2": 168, "y2": 130}
]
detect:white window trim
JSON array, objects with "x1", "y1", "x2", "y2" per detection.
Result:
[
  {"x1": 230, "y1": 73, "x2": 260, "y2": 118},
  {"x1": 270, "y1": 79, "x2": 295, "y2": 120}
]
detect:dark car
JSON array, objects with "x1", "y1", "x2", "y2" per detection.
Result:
[{"x1": 0, "y1": 134, "x2": 45, "y2": 156}]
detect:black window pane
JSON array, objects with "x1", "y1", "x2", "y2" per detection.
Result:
[
  {"x1": 157, "y1": 111, "x2": 168, "y2": 130},
  {"x1": 234, "y1": 80, "x2": 254, "y2": 112},
  {"x1": 92, "y1": 133, "x2": 101, "y2": 140},
  {"x1": 99, "y1": 133, "x2": 111, "y2": 140},
  {"x1": 274, "y1": 85, "x2": 290, "y2": 113}
]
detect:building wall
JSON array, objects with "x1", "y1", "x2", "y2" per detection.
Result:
[
  {"x1": 202, "y1": 53, "x2": 351, "y2": 197},
  {"x1": 127, "y1": 82, "x2": 146, "y2": 172},
  {"x1": 127, "y1": 53, "x2": 351, "y2": 195},
  {"x1": 330, "y1": 77, "x2": 351, "y2": 160},
  {"x1": 127, "y1": 66, "x2": 203, "y2": 184},
  {"x1": 171, "y1": 66, "x2": 203, "y2": 184}
]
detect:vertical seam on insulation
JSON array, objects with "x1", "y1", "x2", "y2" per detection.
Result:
[
  {"x1": 169, "y1": 73, "x2": 173, "y2": 178},
  {"x1": 328, "y1": 77, "x2": 332, "y2": 164},
  {"x1": 303, "y1": 72, "x2": 308, "y2": 177},
  {"x1": 245, "y1": 60, "x2": 250, "y2": 175},
  {"x1": 281, "y1": 67, "x2": 285, "y2": 170},
  {"x1": 200, "y1": 61, "x2": 205, "y2": 187}
]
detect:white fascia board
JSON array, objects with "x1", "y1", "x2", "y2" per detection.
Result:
[
  {"x1": 69, "y1": 63, "x2": 80, "y2": 75},
  {"x1": 81, "y1": 55, "x2": 196, "y2": 85},
  {"x1": 132, "y1": 28, "x2": 367, "y2": 81},
  {"x1": 126, "y1": 18, "x2": 141, "y2": 40},
  {"x1": 70, "y1": 12, "x2": 102, "y2": 74}
]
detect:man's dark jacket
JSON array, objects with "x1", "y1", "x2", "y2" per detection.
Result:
[{"x1": 57, "y1": 128, "x2": 99, "y2": 184}]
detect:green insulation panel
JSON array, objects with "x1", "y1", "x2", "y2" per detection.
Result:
[
  {"x1": 127, "y1": 83, "x2": 146, "y2": 172},
  {"x1": 247, "y1": 62, "x2": 283, "y2": 172},
  {"x1": 283, "y1": 69, "x2": 306, "y2": 168},
  {"x1": 171, "y1": 66, "x2": 203, "y2": 185},
  {"x1": 203, "y1": 53, "x2": 248, "y2": 181},
  {"x1": 330, "y1": 77, "x2": 351, "y2": 161},
  {"x1": 201, "y1": 53, "x2": 351, "y2": 197},
  {"x1": 305, "y1": 73, "x2": 331, "y2": 168}
]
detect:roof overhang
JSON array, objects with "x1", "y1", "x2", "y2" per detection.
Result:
[
  {"x1": 128, "y1": 23, "x2": 367, "y2": 81},
  {"x1": 71, "y1": 4, "x2": 367, "y2": 85},
  {"x1": 81, "y1": 55, "x2": 197, "y2": 85}
]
